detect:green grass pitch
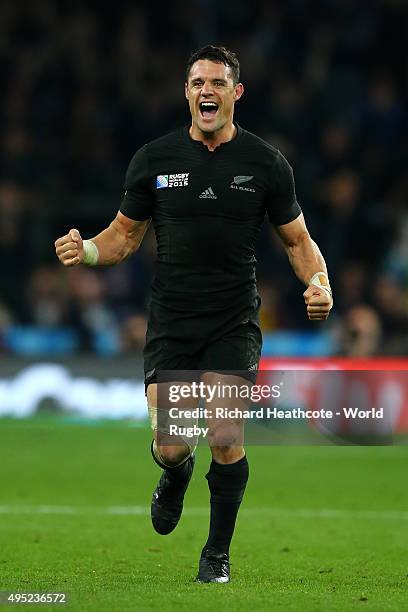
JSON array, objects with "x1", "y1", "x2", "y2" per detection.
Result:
[{"x1": 0, "y1": 417, "x2": 407, "y2": 611}]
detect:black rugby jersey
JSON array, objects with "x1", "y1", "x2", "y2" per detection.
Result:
[{"x1": 120, "y1": 124, "x2": 301, "y2": 319}]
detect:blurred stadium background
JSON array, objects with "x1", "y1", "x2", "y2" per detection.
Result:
[
  {"x1": 1, "y1": 3, "x2": 408, "y2": 609},
  {"x1": 0, "y1": 0, "x2": 407, "y2": 418}
]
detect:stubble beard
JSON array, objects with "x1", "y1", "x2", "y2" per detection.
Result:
[{"x1": 196, "y1": 115, "x2": 226, "y2": 139}]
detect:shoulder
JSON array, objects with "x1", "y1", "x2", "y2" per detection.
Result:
[
  {"x1": 128, "y1": 128, "x2": 184, "y2": 160},
  {"x1": 142, "y1": 127, "x2": 189, "y2": 170},
  {"x1": 238, "y1": 127, "x2": 293, "y2": 180},
  {"x1": 126, "y1": 128, "x2": 185, "y2": 179},
  {"x1": 144, "y1": 127, "x2": 185, "y2": 154},
  {"x1": 239, "y1": 126, "x2": 280, "y2": 160}
]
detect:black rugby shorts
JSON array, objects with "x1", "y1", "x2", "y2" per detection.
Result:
[{"x1": 143, "y1": 300, "x2": 262, "y2": 390}]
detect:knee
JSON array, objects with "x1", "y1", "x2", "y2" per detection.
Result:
[
  {"x1": 211, "y1": 445, "x2": 244, "y2": 464},
  {"x1": 157, "y1": 444, "x2": 190, "y2": 467},
  {"x1": 207, "y1": 423, "x2": 242, "y2": 450},
  {"x1": 207, "y1": 423, "x2": 244, "y2": 464}
]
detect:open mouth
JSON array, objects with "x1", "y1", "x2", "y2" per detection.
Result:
[{"x1": 199, "y1": 101, "x2": 219, "y2": 120}]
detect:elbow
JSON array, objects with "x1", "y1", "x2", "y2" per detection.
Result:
[
  {"x1": 120, "y1": 239, "x2": 140, "y2": 262},
  {"x1": 285, "y1": 230, "x2": 311, "y2": 255}
]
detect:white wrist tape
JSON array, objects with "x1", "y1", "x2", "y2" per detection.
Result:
[
  {"x1": 309, "y1": 271, "x2": 332, "y2": 297},
  {"x1": 83, "y1": 240, "x2": 99, "y2": 266}
]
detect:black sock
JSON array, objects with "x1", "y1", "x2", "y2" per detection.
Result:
[
  {"x1": 204, "y1": 456, "x2": 249, "y2": 555},
  {"x1": 150, "y1": 440, "x2": 191, "y2": 485}
]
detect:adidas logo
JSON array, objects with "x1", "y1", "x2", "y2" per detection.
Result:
[{"x1": 199, "y1": 186, "x2": 217, "y2": 199}]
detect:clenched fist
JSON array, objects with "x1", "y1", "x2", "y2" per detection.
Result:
[
  {"x1": 55, "y1": 228, "x2": 84, "y2": 267},
  {"x1": 303, "y1": 285, "x2": 333, "y2": 321}
]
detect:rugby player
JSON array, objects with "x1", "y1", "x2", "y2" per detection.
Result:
[{"x1": 55, "y1": 45, "x2": 332, "y2": 583}]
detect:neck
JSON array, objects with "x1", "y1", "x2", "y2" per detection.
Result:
[{"x1": 189, "y1": 122, "x2": 236, "y2": 151}]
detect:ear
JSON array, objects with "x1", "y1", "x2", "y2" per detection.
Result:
[
  {"x1": 185, "y1": 82, "x2": 189, "y2": 100},
  {"x1": 233, "y1": 82, "x2": 244, "y2": 102}
]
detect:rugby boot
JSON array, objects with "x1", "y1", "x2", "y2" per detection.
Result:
[
  {"x1": 151, "y1": 453, "x2": 195, "y2": 535},
  {"x1": 196, "y1": 547, "x2": 230, "y2": 583}
]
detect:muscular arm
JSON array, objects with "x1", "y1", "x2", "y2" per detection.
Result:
[
  {"x1": 275, "y1": 213, "x2": 327, "y2": 285},
  {"x1": 90, "y1": 212, "x2": 151, "y2": 265},
  {"x1": 55, "y1": 212, "x2": 151, "y2": 267},
  {"x1": 275, "y1": 213, "x2": 333, "y2": 320}
]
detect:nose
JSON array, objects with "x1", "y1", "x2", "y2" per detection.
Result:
[{"x1": 201, "y1": 80, "x2": 214, "y2": 96}]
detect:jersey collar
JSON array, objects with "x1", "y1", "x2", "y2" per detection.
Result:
[{"x1": 183, "y1": 123, "x2": 242, "y2": 152}]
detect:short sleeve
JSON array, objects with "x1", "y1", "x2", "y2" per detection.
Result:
[
  {"x1": 265, "y1": 151, "x2": 302, "y2": 226},
  {"x1": 120, "y1": 145, "x2": 153, "y2": 220}
]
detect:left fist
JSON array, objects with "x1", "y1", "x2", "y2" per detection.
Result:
[{"x1": 303, "y1": 285, "x2": 333, "y2": 321}]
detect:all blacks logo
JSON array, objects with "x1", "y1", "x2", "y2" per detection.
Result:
[{"x1": 230, "y1": 175, "x2": 255, "y2": 193}]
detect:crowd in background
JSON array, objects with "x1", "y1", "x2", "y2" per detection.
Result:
[{"x1": 0, "y1": 0, "x2": 407, "y2": 356}]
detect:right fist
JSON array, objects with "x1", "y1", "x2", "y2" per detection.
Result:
[{"x1": 55, "y1": 228, "x2": 84, "y2": 266}]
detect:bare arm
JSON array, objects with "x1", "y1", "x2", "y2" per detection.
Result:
[
  {"x1": 275, "y1": 213, "x2": 333, "y2": 320},
  {"x1": 55, "y1": 211, "x2": 151, "y2": 267},
  {"x1": 90, "y1": 212, "x2": 151, "y2": 265},
  {"x1": 275, "y1": 213, "x2": 328, "y2": 284}
]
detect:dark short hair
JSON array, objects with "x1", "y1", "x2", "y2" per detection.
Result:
[{"x1": 186, "y1": 45, "x2": 240, "y2": 85}]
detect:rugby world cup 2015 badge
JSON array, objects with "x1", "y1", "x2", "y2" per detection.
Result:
[{"x1": 156, "y1": 173, "x2": 189, "y2": 189}]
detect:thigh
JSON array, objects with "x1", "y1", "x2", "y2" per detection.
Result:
[
  {"x1": 144, "y1": 300, "x2": 202, "y2": 388},
  {"x1": 201, "y1": 371, "x2": 251, "y2": 452},
  {"x1": 144, "y1": 335, "x2": 200, "y2": 389},
  {"x1": 197, "y1": 321, "x2": 262, "y2": 451},
  {"x1": 198, "y1": 320, "x2": 262, "y2": 376},
  {"x1": 147, "y1": 382, "x2": 201, "y2": 451}
]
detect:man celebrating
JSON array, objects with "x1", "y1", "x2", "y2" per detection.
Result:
[{"x1": 55, "y1": 45, "x2": 332, "y2": 583}]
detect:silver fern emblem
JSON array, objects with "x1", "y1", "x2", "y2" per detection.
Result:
[{"x1": 233, "y1": 175, "x2": 254, "y2": 185}]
